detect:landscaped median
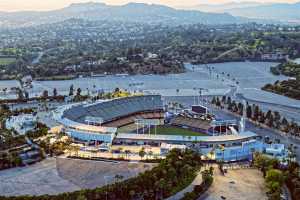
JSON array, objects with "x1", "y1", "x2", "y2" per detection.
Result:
[{"x1": 0, "y1": 149, "x2": 202, "y2": 200}]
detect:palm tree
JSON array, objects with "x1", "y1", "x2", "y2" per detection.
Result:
[
  {"x1": 42, "y1": 90, "x2": 48, "y2": 98},
  {"x1": 139, "y1": 147, "x2": 146, "y2": 160},
  {"x1": 76, "y1": 88, "x2": 82, "y2": 96},
  {"x1": 69, "y1": 84, "x2": 74, "y2": 96},
  {"x1": 73, "y1": 146, "x2": 80, "y2": 157},
  {"x1": 124, "y1": 150, "x2": 130, "y2": 159},
  {"x1": 115, "y1": 174, "x2": 124, "y2": 183},
  {"x1": 148, "y1": 151, "x2": 153, "y2": 159},
  {"x1": 2, "y1": 87, "x2": 7, "y2": 94},
  {"x1": 118, "y1": 147, "x2": 123, "y2": 158},
  {"x1": 53, "y1": 88, "x2": 57, "y2": 97}
]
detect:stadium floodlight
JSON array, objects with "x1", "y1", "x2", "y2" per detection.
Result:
[{"x1": 135, "y1": 118, "x2": 160, "y2": 135}]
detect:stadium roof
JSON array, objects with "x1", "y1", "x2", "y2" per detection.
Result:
[
  {"x1": 63, "y1": 95, "x2": 163, "y2": 124},
  {"x1": 58, "y1": 116, "x2": 117, "y2": 134}
]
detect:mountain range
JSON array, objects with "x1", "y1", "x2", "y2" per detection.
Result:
[
  {"x1": 1, "y1": 1, "x2": 299, "y2": 29},
  {"x1": 0, "y1": 2, "x2": 253, "y2": 29},
  {"x1": 226, "y1": 2, "x2": 300, "y2": 22},
  {"x1": 179, "y1": 1, "x2": 300, "y2": 23},
  {"x1": 178, "y1": 1, "x2": 271, "y2": 13}
]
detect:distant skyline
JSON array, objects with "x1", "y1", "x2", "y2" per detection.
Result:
[{"x1": 0, "y1": 0, "x2": 299, "y2": 12}]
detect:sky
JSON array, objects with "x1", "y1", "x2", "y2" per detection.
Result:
[{"x1": 0, "y1": 0, "x2": 299, "y2": 11}]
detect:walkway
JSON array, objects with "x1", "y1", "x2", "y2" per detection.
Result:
[{"x1": 165, "y1": 169, "x2": 203, "y2": 200}]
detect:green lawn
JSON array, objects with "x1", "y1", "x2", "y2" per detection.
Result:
[
  {"x1": 149, "y1": 126, "x2": 207, "y2": 136},
  {"x1": 0, "y1": 57, "x2": 16, "y2": 65}
]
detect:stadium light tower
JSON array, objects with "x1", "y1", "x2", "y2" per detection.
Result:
[
  {"x1": 239, "y1": 100, "x2": 247, "y2": 134},
  {"x1": 135, "y1": 119, "x2": 159, "y2": 135},
  {"x1": 193, "y1": 88, "x2": 208, "y2": 105}
]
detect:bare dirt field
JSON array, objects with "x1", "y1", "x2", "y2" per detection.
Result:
[
  {"x1": 0, "y1": 157, "x2": 156, "y2": 197},
  {"x1": 199, "y1": 168, "x2": 268, "y2": 200}
]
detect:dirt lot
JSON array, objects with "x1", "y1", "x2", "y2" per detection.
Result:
[
  {"x1": 0, "y1": 157, "x2": 156, "y2": 197},
  {"x1": 200, "y1": 168, "x2": 268, "y2": 200}
]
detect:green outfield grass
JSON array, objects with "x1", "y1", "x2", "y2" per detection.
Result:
[
  {"x1": 149, "y1": 126, "x2": 207, "y2": 136},
  {"x1": 0, "y1": 57, "x2": 16, "y2": 65}
]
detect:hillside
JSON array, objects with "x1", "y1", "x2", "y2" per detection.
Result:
[
  {"x1": 226, "y1": 2, "x2": 300, "y2": 22},
  {"x1": 263, "y1": 62, "x2": 300, "y2": 100},
  {"x1": 178, "y1": 2, "x2": 269, "y2": 13},
  {"x1": 0, "y1": 2, "x2": 246, "y2": 29}
]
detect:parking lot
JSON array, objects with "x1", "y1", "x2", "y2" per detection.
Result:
[
  {"x1": 0, "y1": 157, "x2": 156, "y2": 196},
  {"x1": 0, "y1": 158, "x2": 79, "y2": 196}
]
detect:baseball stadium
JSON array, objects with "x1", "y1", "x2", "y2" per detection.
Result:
[{"x1": 53, "y1": 95, "x2": 265, "y2": 161}]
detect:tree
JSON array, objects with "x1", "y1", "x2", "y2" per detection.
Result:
[
  {"x1": 17, "y1": 88, "x2": 24, "y2": 100},
  {"x1": 231, "y1": 101, "x2": 237, "y2": 112},
  {"x1": 259, "y1": 112, "x2": 266, "y2": 124},
  {"x1": 266, "y1": 110, "x2": 272, "y2": 120},
  {"x1": 124, "y1": 150, "x2": 131, "y2": 159},
  {"x1": 24, "y1": 91, "x2": 29, "y2": 99},
  {"x1": 76, "y1": 88, "x2": 82, "y2": 96},
  {"x1": 2, "y1": 87, "x2": 7, "y2": 94},
  {"x1": 76, "y1": 193, "x2": 87, "y2": 200},
  {"x1": 265, "y1": 168, "x2": 285, "y2": 198},
  {"x1": 266, "y1": 169, "x2": 285, "y2": 185},
  {"x1": 226, "y1": 96, "x2": 232, "y2": 105},
  {"x1": 114, "y1": 87, "x2": 120, "y2": 93},
  {"x1": 221, "y1": 96, "x2": 226, "y2": 103},
  {"x1": 211, "y1": 96, "x2": 216, "y2": 105},
  {"x1": 228, "y1": 102, "x2": 233, "y2": 110},
  {"x1": 53, "y1": 88, "x2": 57, "y2": 97},
  {"x1": 267, "y1": 113, "x2": 274, "y2": 127},
  {"x1": 139, "y1": 147, "x2": 146, "y2": 160},
  {"x1": 253, "y1": 105, "x2": 260, "y2": 121},
  {"x1": 216, "y1": 97, "x2": 221, "y2": 107},
  {"x1": 254, "y1": 153, "x2": 270, "y2": 177},
  {"x1": 42, "y1": 90, "x2": 48, "y2": 98},
  {"x1": 237, "y1": 102, "x2": 243, "y2": 115},
  {"x1": 246, "y1": 105, "x2": 252, "y2": 118},
  {"x1": 148, "y1": 151, "x2": 153, "y2": 159},
  {"x1": 282, "y1": 117, "x2": 288, "y2": 126},
  {"x1": 115, "y1": 174, "x2": 124, "y2": 183},
  {"x1": 69, "y1": 84, "x2": 74, "y2": 96},
  {"x1": 273, "y1": 112, "x2": 282, "y2": 128}
]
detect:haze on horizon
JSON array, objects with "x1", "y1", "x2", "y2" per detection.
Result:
[{"x1": 0, "y1": 0, "x2": 299, "y2": 12}]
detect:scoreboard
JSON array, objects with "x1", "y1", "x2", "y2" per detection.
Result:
[{"x1": 191, "y1": 105, "x2": 208, "y2": 114}]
